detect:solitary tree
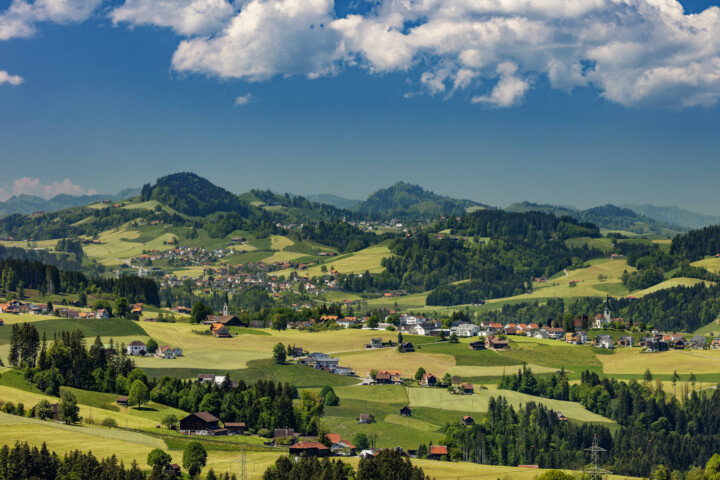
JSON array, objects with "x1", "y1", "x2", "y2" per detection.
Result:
[
  {"x1": 182, "y1": 441, "x2": 207, "y2": 477},
  {"x1": 115, "y1": 297, "x2": 130, "y2": 318},
  {"x1": 128, "y1": 380, "x2": 150, "y2": 409},
  {"x1": 146, "y1": 338, "x2": 158, "y2": 354},
  {"x1": 273, "y1": 343, "x2": 287, "y2": 364},
  {"x1": 161, "y1": 414, "x2": 178, "y2": 429},
  {"x1": 36, "y1": 399, "x2": 54, "y2": 420},
  {"x1": 352, "y1": 433, "x2": 370, "y2": 450},
  {"x1": 59, "y1": 390, "x2": 80, "y2": 424},
  {"x1": 415, "y1": 367, "x2": 426, "y2": 382},
  {"x1": 644, "y1": 368, "x2": 653, "y2": 382},
  {"x1": 147, "y1": 448, "x2": 172, "y2": 471}
]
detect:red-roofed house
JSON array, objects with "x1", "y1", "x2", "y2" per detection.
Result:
[
  {"x1": 326, "y1": 433, "x2": 356, "y2": 455},
  {"x1": 429, "y1": 445, "x2": 448, "y2": 460}
]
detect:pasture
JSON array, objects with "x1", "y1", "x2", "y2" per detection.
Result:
[
  {"x1": 599, "y1": 348, "x2": 720, "y2": 375},
  {"x1": 407, "y1": 386, "x2": 613, "y2": 423},
  {"x1": 633, "y1": 277, "x2": 714, "y2": 297},
  {"x1": 81, "y1": 225, "x2": 177, "y2": 265},
  {"x1": 692, "y1": 256, "x2": 720, "y2": 273},
  {"x1": 276, "y1": 244, "x2": 391, "y2": 277}
]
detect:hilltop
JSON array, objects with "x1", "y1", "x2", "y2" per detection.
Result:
[
  {"x1": 506, "y1": 201, "x2": 685, "y2": 236},
  {"x1": 353, "y1": 182, "x2": 490, "y2": 220}
]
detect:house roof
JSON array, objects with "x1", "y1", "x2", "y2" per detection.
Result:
[
  {"x1": 189, "y1": 412, "x2": 220, "y2": 423},
  {"x1": 462, "y1": 383, "x2": 473, "y2": 389},
  {"x1": 291, "y1": 441, "x2": 328, "y2": 450},
  {"x1": 326, "y1": 433, "x2": 356, "y2": 449},
  {"x1": 128, "y1": 341, "x2": 146, "y2": 346},
  {"x1": 430, "y1": 445, "x2": 448, "y2": 455},
  {"x1": 224, "y1": 422, "x2": 246, "y2": 427}
]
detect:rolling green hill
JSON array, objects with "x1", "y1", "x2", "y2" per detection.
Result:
[{"x1": 354, "y1": 181, "x2": 490, "y2": 220}]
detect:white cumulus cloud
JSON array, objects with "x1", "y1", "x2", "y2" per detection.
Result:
[
  {"x1": 234, "y1": 93, "x2": 254, "y2": 105},
  {"x1": 0, "y1": 0, "x2": 102, "y2": 41},
  {"x1": 0, "y1": 177, "x2": 99, "y2": 201},
  {"x1": 110, "y1": 0, "x2": 234, "y2": 36},
  {"x1": 171, "y1": 0, "x2": 343, "y2": 81},
  {"x1": 49, "y1": 0, "x2": 720, "y2": 108},
  {"x1": 0, "y1": 70, "x2": 24, "y2": 86}
]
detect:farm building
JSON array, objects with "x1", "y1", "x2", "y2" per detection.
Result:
[
  {"x1": 428, "y1": 445, "x2": 448, "y2": 460},
  {"x1": 468, "y1": 340, "x2": 486, "y2": 350},
  {"x1": 400, "y1": 406, "x2": 412, "y2": 417},
  {"x1": 461, "y1": 416, "x2": 474, "y2": 425},
  {"x1": 289, "y1": 441, "x2": 329, "y2": 458},
  {"x1": 224, "y1": 422, "x2": 246, "y2": 435},
  {"x1": 420, "y1": 374, "x2": 437, "y2": 387},
  {"x1": 486, "y1": 336, "x2": 509, "y2": 350},
  {"x1": 179, "y1": 412, "x2": 228, "y2": 435}
]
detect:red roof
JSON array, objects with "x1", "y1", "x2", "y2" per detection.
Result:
[
  {"x1": 326, "y1": 433, "x2": 355, "y2": 449},
  {"x1": 291, "y1": 441, "x2": 328, "y2": 450},
  {"x1": 430, "y1": 445, "x2": 448, "y2": 455}
]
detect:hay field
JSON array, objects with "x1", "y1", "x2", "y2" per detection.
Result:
[
  {"x1": 692, "y1": 257, "x2": 720, "y2": 273},
  {"x1": 599, "y1": 348, "x2": 720, "y2": 375},
  {"x1": 276, "y1": 244, "x2": 391, "y2": 277},
  {"x1": 407, "y1": 386, "x2": 612, "y2": 423},
  {"x1": 335, "y1": 348, "x2": 456, "y2": 377},
  {"x1": 633, "y1": 277, "x2": 714, "y2": 297},
  {"x1": 82, "y1": 225, "x2": 176, "y2": 265}
]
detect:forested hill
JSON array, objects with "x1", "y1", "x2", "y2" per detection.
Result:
[
  {"x1": 339, "y1": 209, "x2": 604, "y2": 303},
  {"x1": 353, "y1": 182, "x2": 490, "y2": 220},
  {"x1": 245, "y1": 189, "x2": 356, "y2": 223},
  {"x1": 140, "y1": 172, "x2": 256, "y2": 217},
  {"x1": 506, "y1": 201, "x2": 685, "y2": 235},
  {"x1": 0, "y1": 188, "x2": 140, "y2": 216}
]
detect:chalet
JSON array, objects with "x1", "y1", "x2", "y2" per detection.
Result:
[
  {"x1": 617, "y1": 335, "x2": 634, "y2": 347},
  {"x1": 399, "y1": 342, "x2": 415, "y2": 353},
  {"x1": 461, "y1": 383, "x2": 474, "y2": 395},
  {"x1": 556, "y1": 412, "x2": 568, "y2": 422},
  {"x1": 165, "y1": 464, "x2": 181, "y2": 476},
  {"x1": 468, "y1": 340, "x2": 486, "y2": 350},
  {"x1": 712, "y1": 338, "x2": 720, "y2": 350},
  {"x1": 203, "y1": 315, "x2": 242, "y2": 327},
  {"x1": 689, "y1": 335, "x2": 707, "y2": 350},
  {"x1": 212, "y1": 324, "x2": 231, "y2": 338},
  {"x1": 376, "y1": 370, "x2": 403, "y2": 385},
  {"x1": 224, "y1": 422, "x2": 246, "y2": 435},
  {"x1": 640, "y1": 336, "x2": 668, "y2": 352},
  {"x1": 358, "y1": 414, "x2": 372, "y2": 424},
  {"x1": 420, "y1": 373, "x2": 437, "y2": 387},
  {"x1": 400, "y1": 406, "x2": 412, "y2": 417},
  {"x1": 534, "y1": 329, "x2": 549, "y2": 339},
  {"x1": 428, "y1": 445, "x2": 448, "y2": 460},
  {"x1": 502, "y1": 326, "x2": 518, "y2": 336},
  {"x1": 461, "y1": 416, "x2": 475, "y2": 425},
  {"x1": 126, "y1": 341, "x2": 146, "y2": 356},
  {"x1": 116, "y1": 396, "x2": 128, "y2": 406},
  {"x1": 175, "y1": 306, "x2": 192, "y2": 314},
  {"x1": 0, "y1": 300, "x2": 21, "y2": 314},
  {"x1": 665, "y1": 335, "x2": 686, "y2": 349},
  {"x1": 326, "y1": 433, "x2": 356, "y2": 455},
  {"x1": 289, "y1": 441, "x2": 329, "y2": 458},
  {"x1": 486, "y1": 336, "x2": 509, "y2": 350},
  {"x1": 95, "y1": 309, "x2": 110, "y2": 319},
  {"x1": 179, "y1": 412, "x2": 228, "y2": 435}
]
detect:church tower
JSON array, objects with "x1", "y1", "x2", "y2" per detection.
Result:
[{"x1": 223, "y1": 302, "x2": 229, "y2": 316}]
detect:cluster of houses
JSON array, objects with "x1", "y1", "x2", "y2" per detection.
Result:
[
  {"x1": 126, "y1": 340, "x2": 183, "y2": 359},
  {"x1": 0, "y1": 300, "x2": 53, "y2": 315}
]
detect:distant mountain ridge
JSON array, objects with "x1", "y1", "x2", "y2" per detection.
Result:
[
  {"x1": 624, "y1": 204, "x2": 720, "y2": 230},
  {"x1": 506, "y1": 201, "x2": 685, "y2": 236},
  {"x1": 0, "y1": 188, "x2": 140, "y2": 216},
  {"x1": 305, "y1": 194, "x2": 360, "y2": 209},
  {"x1": 353, "y1": 181, "x2": 490, "y2": 220}
]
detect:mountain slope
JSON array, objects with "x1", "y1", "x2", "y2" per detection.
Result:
[
  {"x1": 354, "y1": 182, "x2": 490, "y2": 219},
  {"x1": 506, "y1": 201, "x2": 685, "y2": 236},
  {"x1": 624, "y1": 204, "x2": 720, "y2": 230},
  {"x1": 0, "y1": 188, "x2": 140, "y2": 216}
]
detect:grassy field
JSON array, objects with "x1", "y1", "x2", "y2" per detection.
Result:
[
  {"x1": 694, "y1": 319, "x2": 720, "y2": 336},
  {"x1": 336, "y1": 348, "x2": 457, "y2": 377},
  {"x1": 276, "y1": 244, "x2": 391, "y2": 277},
  {"x1": 692, "y1": 256, "x2": 720, "y2": 273},
  {"x1": 633, "y1": 277, "x2": 714, "y2": 297},
  {"x1": 82, "y1": 224, "x2": 177, "y2": 266},
  {"x1": 599, "y1": 348, "x2": 720, "y2": 375},
  {"x1": 365, "y1": 291, "x2": 430, "y2": 309},
  {"x1": 407, "y1": 386, "x2": 612, "y2": 423}
]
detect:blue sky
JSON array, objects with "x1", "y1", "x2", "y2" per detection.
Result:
[{"x1": 1, "y1": 0, "x2": 720, "y2": 214}]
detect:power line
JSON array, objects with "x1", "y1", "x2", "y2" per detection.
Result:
[{"x1": 583, "y1": 434, "x2": 612, "y2": 480}]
